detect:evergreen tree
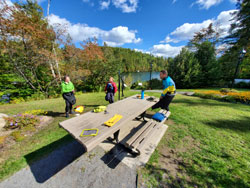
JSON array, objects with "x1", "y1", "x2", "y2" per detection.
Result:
[
  {"x1": 168, "y1": 48, "x2": 201, "y2": 88},
  {"x1": 195, "y1": 41, "x2": 220, "y2": 87}
]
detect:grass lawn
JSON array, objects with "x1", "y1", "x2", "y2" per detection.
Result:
[
  {"x1": 140, "y1": 93, "x2": 250, "y2": 188},
  {"x1": 176, "y1": 88, "x2": 250, "y2": 92},
  {"x1": 0, "y1": 91, "x2": 138, "y2": 181},
  {"x1": 0, "y1": 91, "x2": 250, "y2": 187}
]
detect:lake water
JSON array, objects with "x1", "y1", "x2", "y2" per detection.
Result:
[{"x1": 122, "y1": 71, "x2": 160, "y2": 84}]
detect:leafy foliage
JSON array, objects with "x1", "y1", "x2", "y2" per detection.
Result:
[
  {"x1": 4, "y1": 114, "x2": 40, "y2": 130},
  {"x1": 168, "y1": 48, "x2": 201, "y2": 88}
]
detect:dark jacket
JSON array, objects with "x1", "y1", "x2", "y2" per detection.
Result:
[{"x1": 63, "y1": 92, "x2": 76, "y2": 105}]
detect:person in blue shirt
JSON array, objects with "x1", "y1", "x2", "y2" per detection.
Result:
[{"x1": 152, "y1": 70, "x2": 176, "y2": 111}]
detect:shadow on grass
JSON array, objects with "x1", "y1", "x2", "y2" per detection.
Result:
[
  {"x1": 144, "y1": 162, "x2": 249, "y2": 188},
  {"x1": 24, "y1": 134, "x2": 86, "y2": 183},
  {"x1": 184, "y1": 164, "x2": 249, "y2": 188},
  {"x1": 46, "y1": 111, "x2": 65, "y2": 117},
  {"x1": 143, "y1": 164, "x2": 196, "y2": 187},
  {"x1": 203, "y1": 116, "x2": 250, "y2": 132},
  {"x1": 172, "y1": 97, "x2": 250, "y2": 109}
]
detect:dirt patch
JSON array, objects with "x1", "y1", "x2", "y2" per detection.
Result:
[
  {"x1": 139, "y1": 120, "x2": 200, "y2": 187},
  {"x1": 157, "y1": 129, "x2": 200, "y2": 187},
  {"x1": 0, "y1": 116, "x2": 54, "y2": 153},
  {"x1": 159, "y1": 135, "x2": 199, "y2": 177}
]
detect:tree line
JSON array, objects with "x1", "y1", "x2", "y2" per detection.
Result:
[
  {"x1": 168, "y1": 0, "x2": 249, "y2": 89},
  {"x1": 0, "y1": 0, "x2": 249, "y2": 102}
]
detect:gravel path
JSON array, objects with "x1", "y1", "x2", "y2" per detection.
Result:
[{"x1": 0, "y1": 141, "x2": 137, "y2": 188}]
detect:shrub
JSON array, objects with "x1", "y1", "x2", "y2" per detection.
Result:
[
  {"x1": 4, "y1": 114, "x2": 40, "y2": 130},
  {"x1": 194, "y1": 90, "x2": 250, "y2": 104},
  {"x1": 234, "y1": 82, "x2": 250, "y2": 89},
  {"x1": 24, "y1": 109, "x2": 47, "y2": 116},
  {"x1": 123, "y1": 74, "x2": 133, "y2": 88},
  {"x1": 9, "y1": 97, "x2": 25, "y2": 104},
  {"x1": 220, "y1": 88, "x2": 238, "y2": 94},
  {"x1": 149, "y1": 79, "x2": 162, "y2": 89},
  {"x1": 131, "y1": 81, "x2": 149, "y2": 90}
]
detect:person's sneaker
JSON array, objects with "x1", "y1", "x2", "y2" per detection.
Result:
[{"x1": 66, "y1": 113, "x2": 69, "y2": 118}]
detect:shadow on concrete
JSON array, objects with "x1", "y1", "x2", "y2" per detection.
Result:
[
  {"x1": 25, "y1": 135, "x2": 86, "y2": 183},
  {"x1": 101, "y1": 119, "x2": 150, "y2": 169},
  {"x1": 101, "y1": 144, "x2": 136, "y2": 169}
]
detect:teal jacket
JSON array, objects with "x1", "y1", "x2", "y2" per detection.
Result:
[
  {"x1": 161, "y1": 76, "x2": 176, "y2": 97},
  {"x1": 61, "y1": 81, "x2": 74, "y2": 93}
]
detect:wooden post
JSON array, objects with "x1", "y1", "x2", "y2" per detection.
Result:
[{"x1": 118, "y1": 70, "x2": 121, "y2": 100}]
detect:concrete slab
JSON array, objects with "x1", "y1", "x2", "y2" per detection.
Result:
[
  {"x1": 99, "y1": 119, "x2": 169, "y2": 169},
  {"x1": 0, "y1": 142, "x2": 137, "y2": 188}
]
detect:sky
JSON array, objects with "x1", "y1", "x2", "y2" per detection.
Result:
[{"x1": 6, "y1": 0, "x2": 238, "y2": 57}]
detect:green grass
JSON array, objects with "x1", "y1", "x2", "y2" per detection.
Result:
[
  {"x1": 0, "y1": 91, "x2": 138, "y2": 181},
  {"x1": 0, "y1": 91, "x2": 250, "y2": 187},
  {"x1": 141, "y1": 94, "x2": 250, "y2": 188},
  {"x1": 176, "y1": 88, "x2": 250, "y2": 92}
]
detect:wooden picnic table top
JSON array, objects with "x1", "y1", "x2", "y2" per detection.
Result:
[{"x1": 59, "y1": 95, "x2": 158, "y2": 152}]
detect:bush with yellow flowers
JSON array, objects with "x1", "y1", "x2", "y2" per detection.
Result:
[{"x1": 194, "y1": 90, "x2": 250, "y2": 104}]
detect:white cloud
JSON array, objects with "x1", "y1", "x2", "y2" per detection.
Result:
[
  {"x1": 48, "y1": 14, "x2": 141, "y2": 46},
  {"x1": 82, "y1": 0, "x2": 94, "y2": 7},
  {"x1": 0, "y1": 0, "x2": 13, "y2": 8},
  {"x1": 100, "y1": 0, "x2": 111, "y2": 10},
  {"x1": 102, "y1": 26, "x2": 141, "y2": 46},
  {"x1": 162, "y1": 9, "x2": 236, "y2": 43},
  {"x1": 37, "y1": 0, "x2": 46, "y2": 3},
  {"x1": 229, "y1": 0, "x2": 238, "y2": 3},
  {"x1": 214, "y1": 9, "x2": 236, "y2": 37},
  {"x1": 160, "y1": 35, "x2": 180, "y2": 44},
  {"x1": 169, "y1": 19, "x2": 213, "y2": 42},
  {"x1": 134, "y1": 48, "x2": 150, "y2": 54},
  {"x1": 112, "y1": 0, "x2": 138, "y2": 13},
  {"x1": 151, "y1": 44, "x2": 184, "y2": 58},
  {"x1": 193, "y1": 0, "x2": 223, "y2": 9}
]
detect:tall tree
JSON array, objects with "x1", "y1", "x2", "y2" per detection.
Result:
[
  {"x1": 195, "y1": 41, "x2": 220, "y2": 87},
  {"x1": 0, "y1": 1, "x2": 63, "y2": 95},
  {"x1": 222, "y1": 0, "x2": 250, "y2": 81},
  {"x1": 225, "y1": 0, "x2": 250, "y2": 48},
  {"x1": 168, "y1": 48, "x2": 201, "y2": 88}
]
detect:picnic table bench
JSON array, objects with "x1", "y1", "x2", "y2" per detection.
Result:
[{"x1": 59, "y1": 95, "x2": 170, "y2": 154}]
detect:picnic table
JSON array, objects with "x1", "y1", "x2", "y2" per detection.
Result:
[{"x1": 59, "y1": 95, "x2": 158, "y2": 152}]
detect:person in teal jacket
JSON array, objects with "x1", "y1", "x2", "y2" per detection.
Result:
[
  {"x1": 152, "y1": 70, "x2": 176, "y2": 111},
  {"x1": 61, "y1": 76, "x2": 76, "y2": 117}
]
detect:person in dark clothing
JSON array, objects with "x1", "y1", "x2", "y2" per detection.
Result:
[
  {"x1": 104, "y1": 77, "x2": 118, "y2": 104},
  {"x1": 152, "y1": 70, "x2": 176, "y2": 111},
  {"x1": 61, "y1": 76, "x2": 76, "y2": 117}
]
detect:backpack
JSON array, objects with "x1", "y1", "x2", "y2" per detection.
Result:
[
  {"x1": 107, "y1": 82, "x2": 114, "y2": 92},
  {"x1": 152, "y1": 113, "x2": 166, "y2": 122}
]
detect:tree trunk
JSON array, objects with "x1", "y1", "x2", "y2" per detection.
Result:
[{"x1": 53, "y1": 44, "x2": 62, "y2": 82}]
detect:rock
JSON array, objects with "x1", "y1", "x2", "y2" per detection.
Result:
[{"x1": 0, "y1": 113, "x2": 8, "y2": 131}]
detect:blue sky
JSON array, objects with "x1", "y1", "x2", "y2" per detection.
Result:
[{"x1": 8, "y1": 0, "x2": 238, "y2": 57}]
